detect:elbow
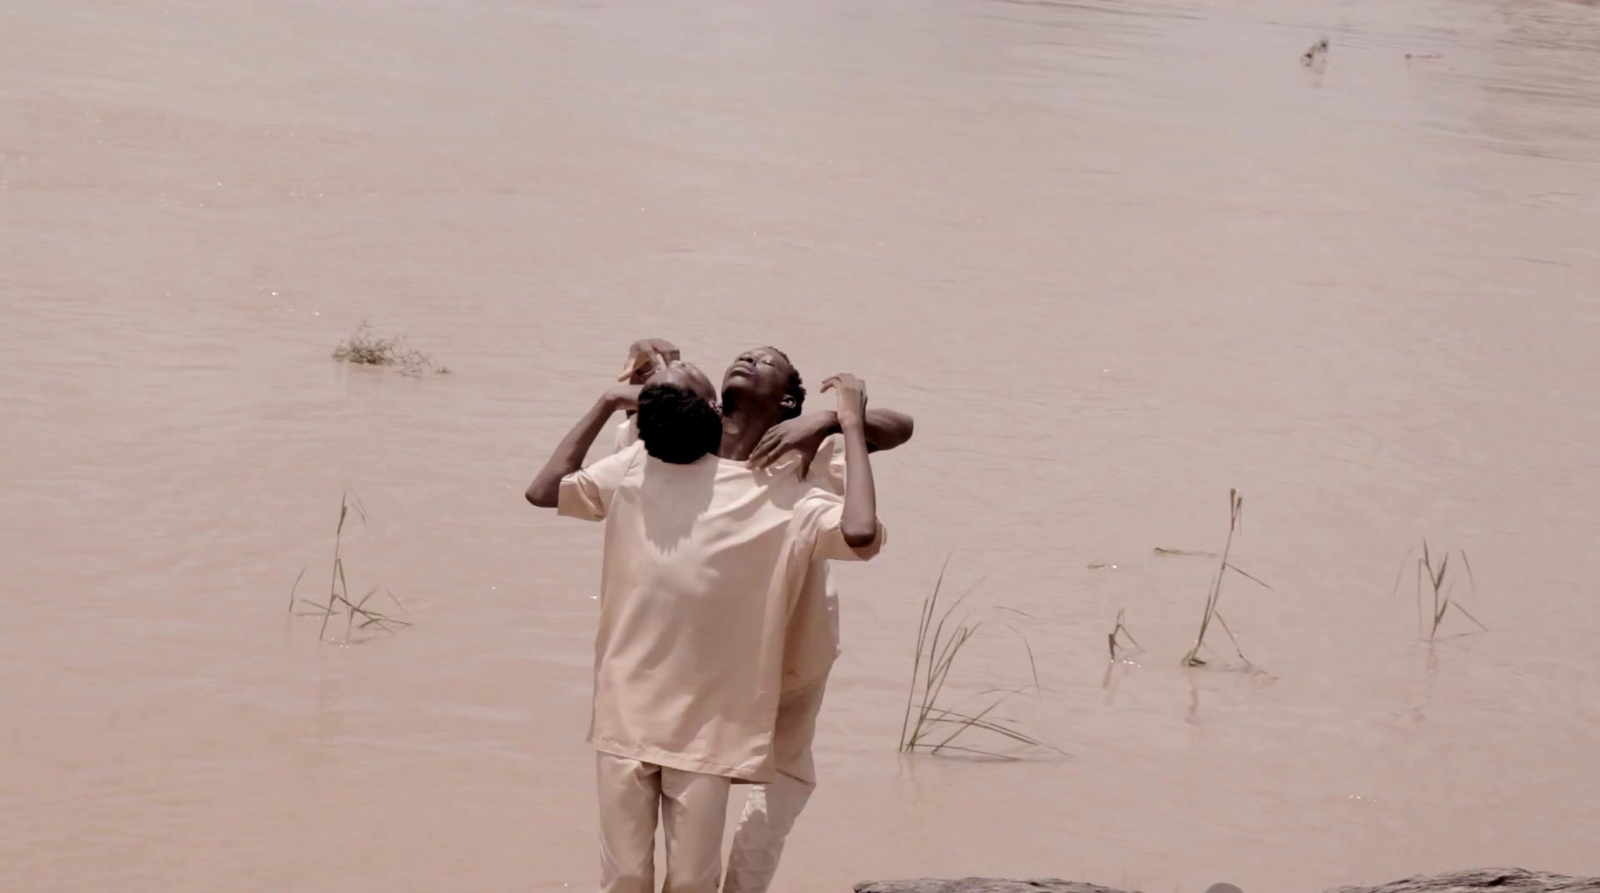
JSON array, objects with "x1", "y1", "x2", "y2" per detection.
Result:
[
  {"x1": 843, "y1": 526, "x2": 879, "y2": 549},
  {"x1": 880, "y1": 413, "x2": 914, "y2": 450},
  {"x1": 525, "y1": 482, "x2": 557, "y2": 508}
]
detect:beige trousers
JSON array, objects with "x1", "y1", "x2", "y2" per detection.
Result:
[
  {"x1": 722, "y1": 682, "x2": 827, "y2": 893},
  {"x1": 722, "y1": 770, "x2": 815, "y2": 893},
  {"x1": 597, "y1": 753, "x2": 732, "y2": 893}
]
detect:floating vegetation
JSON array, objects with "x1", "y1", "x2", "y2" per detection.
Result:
[
  {"x1": 1154, "y1": 546, "x2": 1218, "y2": 558},
  {"x1": 332, "y1": 323, "x2": 449, "y2": 376}
]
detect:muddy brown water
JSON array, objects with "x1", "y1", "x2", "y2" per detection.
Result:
[{"x1": 3, "y1": 1, "x2": 1598, "y2": 891}]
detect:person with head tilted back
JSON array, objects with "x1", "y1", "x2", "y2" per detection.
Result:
[
  {"x1": 613, "y1": 339, "x2": 916, "y2": 893},
  {"x1": 525, "y1": 355, "x2": 886, "y2": 893}
]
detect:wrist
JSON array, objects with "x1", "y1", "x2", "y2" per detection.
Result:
[{"x1": 838, "y1": 412, "x2": 866, "y2": 432}]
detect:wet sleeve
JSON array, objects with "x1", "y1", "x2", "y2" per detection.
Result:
[
  {"x1": 557, "y1": 442, "x2": 642, "y2": 521},
  {"x1": 795, "y1": 487, "x2": 885, "y2": 562}
]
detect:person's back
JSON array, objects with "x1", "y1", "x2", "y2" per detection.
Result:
[
  {"x1": 526, "y1": 366, "x2": 884, "y2": 893},
  {"x1": 563, "y1": 439, "x2": 866, "y2": 779}
]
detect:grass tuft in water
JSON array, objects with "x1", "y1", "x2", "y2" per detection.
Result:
[
  {"x1": 1393, "y1": 540, "x2": 1487, "y2": 640},
  {"x1": 332, "y1": 322, "x2": 448, "y2": 376},
  {"x1": 292, "y1": 490, "x2": 410, "y2": 642},
  {"x1": 1181, "y1": 489, "x2": 1273, "y2": 668},
  {"x1": 897, "y1": 556, "x2": 1062, "y2": 761},
  {"x1": 1107, "y1": 609, "x2": 1141, "y2": 661}
]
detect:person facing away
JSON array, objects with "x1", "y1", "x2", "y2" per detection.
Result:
[
  {"x1": 616, "y1": 340, "x2": 916, "y2": 893},
  {"x1": 524, "y1": 360, "x2": 886, "y2": 893}
]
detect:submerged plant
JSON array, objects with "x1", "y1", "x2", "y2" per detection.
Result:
[
  {"x1": 332, "y1": 323, "x2": 446, "y2": 376},
  {"x1": 1181, "y1": 489, "x2": 1272, "y2": 667},
  {"x1": 898, "y1": 558, "x2": 1060, "y2": 761},
  {"x1": 1107, "y1": 609, "x2": 1141, "y2": 661},
  {"x1": 1394, "y1": 540, "x2": 1486, "y2": 640},
  {"x1": 289, "y1": 489, "x2": 410, "y2": 641}
]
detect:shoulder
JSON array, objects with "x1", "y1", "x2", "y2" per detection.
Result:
[
  {"x1": 806, "y1": 434, "x2": 848, "y2": 493},
  {"x1": 582, "y1": 440, "x2": 646, "y2": 484},
  {"x1": 613, "y1": 440, "x2": 647, "y2": 474},
  {"x1": 793, "y1": 482, "x2": 844, "y2": 516},
  {"x1": 613, "y1": 416, "x2": 639, "y2": 450}
]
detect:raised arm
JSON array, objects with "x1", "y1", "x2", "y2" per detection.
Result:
[
  {"x1": 823, "y1": 374, "x2": 879, "y2": 549},
  {"x1": 861, "y1": 407, "x2": 914, "y2": 452},
  {"x1": 525, "y1": 386, "x2": 638, "y2": 508},
  {"x1": 618, "y1": 339, "x2": 681, "y2": 418},
  {"x1": 747, "y1": 405, "x2": 914, "y2": 471}
]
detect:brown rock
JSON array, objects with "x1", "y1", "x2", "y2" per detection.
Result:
[
  {"x1": 856, "y1": 882, "x2": 1132, "y2": 893},
  {"x1": 1325, "y1": 868, "x2": 1600, "y2": 893},
  {"x1": 854, "y1": 869, "x2": 1600, "y2": 893}
]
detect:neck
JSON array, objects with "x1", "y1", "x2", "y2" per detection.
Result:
[{"x1": 718, "y1": 395, "x2": 782, "y2": 460}]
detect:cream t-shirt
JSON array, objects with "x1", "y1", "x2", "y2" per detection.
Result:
[
  {"x1": 614, "y1": 419, "x2": 848, "y2": 696},
  {"x1": 558, "y1": 439, "x2": 882, "y2": 782}
]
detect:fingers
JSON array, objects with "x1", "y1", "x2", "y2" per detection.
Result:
[
  {"x1": 749, "y1": 432, "x2": 778, "y2": 468},
  {"x1": 618, "y1": 355, "x2": 641, "y2": 382},
  {"x1": 618, "y1": 349, "x2": 673, "y2": 383},
  {"x1": 820, "y1": 374, "x2": 864, "y2": 393},
  {"x1": 618, "y1": 346, "x2": 649, "y2": 382}
]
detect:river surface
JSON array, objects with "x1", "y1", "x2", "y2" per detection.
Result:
[{"x1": 4, "y1": 1, "x2": 1599, "y2": 891}]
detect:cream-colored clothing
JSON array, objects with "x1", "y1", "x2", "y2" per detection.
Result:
[
  {"x1": 559, "y1": 441, "x2": 881, "y2": 782},
  {"x1": 777, "y1": 435, "x2": 848, "y2": 701},
  {"x1": 721, "y1": 679, "x2": 828, "y2": 893},
  {"x1": 614, "y1": 419, "x2": 848, "y2": 720},
  {"x1": 606, "y1": 422, "x2": 855, "y2": 893},
  {"x1": 597, "y1": 753, "x2": 730, "y2": 893}
]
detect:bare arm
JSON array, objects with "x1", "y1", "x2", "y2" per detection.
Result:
[
  {"x1": 857, "y1": 407, "x2": 914, "y2": 453},
  {"x1": 839, "y1": 417, "x2": 879, "y2": 548},
  {"x1": 748, "y1": 405, "x2": 914, "y2": 471},
  {"x1": 825, "y1": 375, "x2": 879, "y2": 549},
  {"x1": 525, "y1": 387, "x2": 637, "y2": 508},
  {"x1": 618, "y1": 339, "x2": 681, "y2": 419}
]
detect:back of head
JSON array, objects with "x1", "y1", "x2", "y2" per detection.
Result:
[{"x1": 636, "y1": 382, "x2": 722, "y2": 465}]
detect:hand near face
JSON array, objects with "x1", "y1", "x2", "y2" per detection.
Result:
[
  {"x1": 822, "y1": 374, "x2": 867, "y2": 429},
  {"x1": 618, "y1": 338, "x2": 681, "y2": 385}
]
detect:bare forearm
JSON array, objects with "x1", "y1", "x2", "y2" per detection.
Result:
[
  {"x1": 839, "y1": 420, "x2": 879, "y2": 548},
  {"x1": 525, "y1": 396, "x2": 621, "y2": 507},
  {"x1": 865, "y1": 408, "x2": 914, "y2": 452},
  {"x1": 812, "y1": 407, "x2": 914, "y2": 453}
]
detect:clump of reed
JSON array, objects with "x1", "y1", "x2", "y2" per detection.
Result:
[
  {"x1": 289, "y1": 489, "x2": 410, "y2": 642},
  {"x1": 1393, "y1": 540, "x2": 1487, "y2": 640},
  {"x1": 898, "y1": 558, "x2": 1062, "y2": 761},
  {"x1": 332, "y1": 323, "x2": 449, "y2": 375},
  {"x1": 1174, "y1": 489, "x2": 1273, "y2": 667}
]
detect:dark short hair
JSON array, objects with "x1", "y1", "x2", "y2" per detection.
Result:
[
  {"x1": 763, "y1": 346, "x2": 806, "y2": 420},
  {"x1": 637, "y1": 382, "x2": 722, "y2": 464}
]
